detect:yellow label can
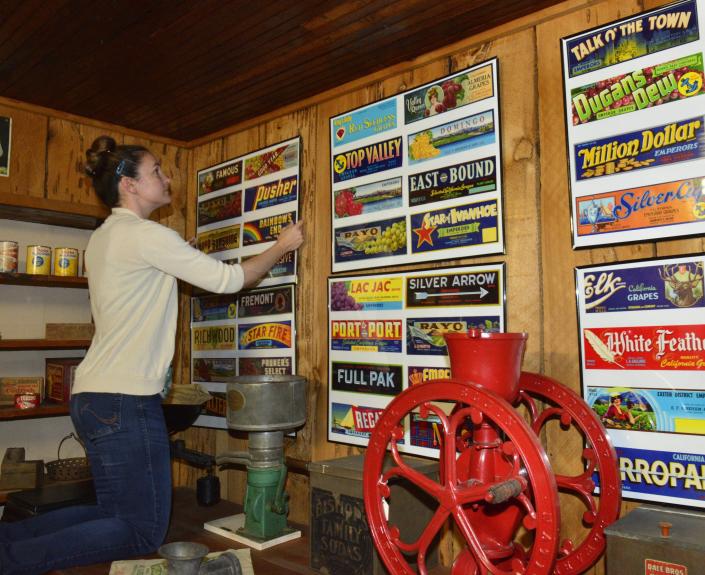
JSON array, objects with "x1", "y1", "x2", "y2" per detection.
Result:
[
  {"x1": 53, "y1": 247, "x2": 79, "y2": 276},
  {"x1": 0, "y1": 241, "x2": 19, "y2": 273},
  {"x1": 26, "y1": 245, "x2": 52, "y2": 275}
]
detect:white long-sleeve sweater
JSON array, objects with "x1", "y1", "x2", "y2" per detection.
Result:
[{"x1": 73, "y1": 208, "x2": 244, "y2": 395}]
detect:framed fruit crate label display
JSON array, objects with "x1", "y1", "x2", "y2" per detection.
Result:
[
  {"x1": 191, "y1": 284, "x2": 296, "y2": 429},
  {"x1": 196, "y1": 137, "x2": 301, "y2": 286},
  {"x1": 191, "y1": 138, "x2": 301, "y2": 428},
  {"x1": 330, "y1": 58, "x2": 504, "y2": 272},
  {"x1": 576, "y1": 253, "x2": 705, "y2": 506},
  {"x1": 561, "y1": 0, "x2": 705, "y2": 248},
  {"x1": 327, "y1": 263, "x2": 505, "y2": 456}
]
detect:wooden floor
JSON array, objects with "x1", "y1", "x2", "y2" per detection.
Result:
[{"x1": 49, "y1": 487, "x2": 318, "y2": 575}]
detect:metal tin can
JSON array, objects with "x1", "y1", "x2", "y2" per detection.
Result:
[
  {"x1": 53, "y1": 247, "x2": 79, "y2": 276},
  {"x1": 26, "y1": 245, "x2": 52, "y2": 275},
  {"x1": 14, "y1": 393, "x2": 40, "y2": 409},
  {"x1": 0, "y1": 240, "x2": 19, "y2": 273}
]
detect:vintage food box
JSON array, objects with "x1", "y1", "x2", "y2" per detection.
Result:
[{"x1": 45, "y1": 358, "x2": 82, "y2": 403}]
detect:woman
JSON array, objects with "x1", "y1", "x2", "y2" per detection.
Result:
[
  {"x1": 604, "y1": 395, "x2": 635, "y2": 427},
  {"x1": 0, "y1": 136, "x2": 304, "y2": 574},
  {"x1": 425, "y1": 87, "x2": 446, "y2": 116}
]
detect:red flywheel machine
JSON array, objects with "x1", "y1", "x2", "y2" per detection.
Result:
[{"x1": 362, "y1": 330, "x2": 622, "y2": 575}]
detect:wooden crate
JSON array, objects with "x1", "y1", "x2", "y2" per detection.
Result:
[
  {"x1": 0, "y1": 448, "x2": 44, "y2": 490},
  {"x1": 309, "y1": 454, "x2": 439, "y2": 575},
  {"x1": 45, "y1": 323, "x2": 94, "y2": 340}
]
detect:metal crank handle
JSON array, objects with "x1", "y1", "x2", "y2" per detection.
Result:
[{"x1": 485, "y1": 478, "x2": 525, "y2": 504}]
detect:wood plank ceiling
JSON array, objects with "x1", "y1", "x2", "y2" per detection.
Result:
[{"x1": 0, "y1": 0, "x2": 565, "y2": 142}]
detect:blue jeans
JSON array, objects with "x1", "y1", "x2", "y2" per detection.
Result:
[{"x1": 0, "y1": 393, "x2": 171, "y2": 574}]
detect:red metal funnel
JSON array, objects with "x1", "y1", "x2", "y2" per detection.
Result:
[{"x1": 445, "y1": 329, "x2": 527, "y2": 403}]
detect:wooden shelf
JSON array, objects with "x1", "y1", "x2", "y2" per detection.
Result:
[
  {"x1": 0, "y1": 272, "x2": 88, "y2": 288},
  {"x1": 0, "y1": 339, "x2": 91, "y2": 351},
  {"x1": 0, "y1": 192, "x2": 107, "y2": 230},
  {"x1": 0, "y1": 195, "x2": 96, "y2": 423},
  {"x1": 0, "y1": 402, "x2": 69, "y2": 422}
]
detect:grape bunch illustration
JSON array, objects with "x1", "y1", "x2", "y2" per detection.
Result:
[
  {"x1": 330, "y1": 281, "x2": 363, "y2": 311},
  {"x1": 363, "y1": 220, "x2": 406, "y2": 255},
  {"x1": 441, "y1": 78, "x2": 462, "y2": 108}
]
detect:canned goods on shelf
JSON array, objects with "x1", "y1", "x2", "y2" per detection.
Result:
[
  {"x1": 26, "y1": 245, "x2": 52, "y2": 275},
  {"x1": 0, "y1": 240, "x2": 19, "y2": 273},
  {"x1": 54, "y1": 247, "x2": 79, "y2": 277},
  {"x1": 14, "y1": 393, "x2": 40, "y2": 409}
]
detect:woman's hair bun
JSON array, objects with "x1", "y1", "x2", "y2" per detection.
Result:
[
  {"x1": 84, "y1": 135, "x2": 117, "y2": 177},
  {"x1": 84, "y1": 135, "x2": 148, "y2": 208}
]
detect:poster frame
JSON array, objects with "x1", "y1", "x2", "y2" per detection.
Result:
[
  {"x1": 327, "y1": 261, "x2": 507, "y2": 455},
  {"x1": 0, "y1": 116, "x2": 11, "y2": 177},
  {"x1": 192, "y1": 138, "x2": 301, "y2": 428},
  {"x1": 329, "y1": 58, "x2": 505, "y2": 273},
  {"x1": 560, "y1": 0, "x2": 705, "y2": 249},
  {"x1": 195, "y1": 136, "x2": 302, "y2": 286},
  {"x1": 575, "y1": 252, "x2": 705, "y2": 507},
  {"x1": 191, "y1": 283, "x2": 297, "y2": 429}
]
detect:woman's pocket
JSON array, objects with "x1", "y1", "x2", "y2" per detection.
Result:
[{"x1": 71, "y1": 393, "x2": 123, "y2": 440}]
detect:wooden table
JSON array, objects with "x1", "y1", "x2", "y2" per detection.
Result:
[{"x1": 50, "y1": 487, "x2": 317, "y2": 575}]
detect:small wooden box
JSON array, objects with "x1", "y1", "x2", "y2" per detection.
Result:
[
  {"x1": 0, "y1": 448, "x2": 44, "y2": 490},
  {"x1": 45, "y1": 323, "x2": 94, "y2": 340},
  {"x1": 46, "y1": 358, "x2": 82, "y2": 403},
  {"x1": 0, "y1": 377, "x2": 44, "y2": 406}
]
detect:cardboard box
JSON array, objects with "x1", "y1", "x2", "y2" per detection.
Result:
[
  {"x1": 0, "y1": 377, "x2": 44, "y2": 406},
  {"x1": 45, "y1": 323, "x2": 94, "y2": 340},
  {"x1": 46, "y1": 358, "x2": 82, "y2": 403}
]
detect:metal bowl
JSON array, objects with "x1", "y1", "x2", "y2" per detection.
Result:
[{"x1": 226, "y1": 375, "x2": 307, "y2": 431}]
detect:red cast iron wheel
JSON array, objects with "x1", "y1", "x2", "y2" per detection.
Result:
[
  {"x1": 363, "y1": 379, "x2": 561, "y2": 575},
  {"x1": 517, "y1": 372, "x2": 622, "y2": 575}
]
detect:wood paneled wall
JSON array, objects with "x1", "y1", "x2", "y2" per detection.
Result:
[
  {"x1": 0, "y1": 100, "x2": 188, "y2": 228},
  {"x1": 184, "y1": 0, "x2": 703, "y2": 571},
  {"x1": 3, "y1": 0, "x2": 703, "y2": 571}
]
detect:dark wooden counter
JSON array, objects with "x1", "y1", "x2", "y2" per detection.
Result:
[{"x1": 49, "y1": 487, "x2": 316, "y2": 575}]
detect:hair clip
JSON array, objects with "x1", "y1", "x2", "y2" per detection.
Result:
[{"x1": 115, "y1": 159, "x2": 126, "y2": 177}]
